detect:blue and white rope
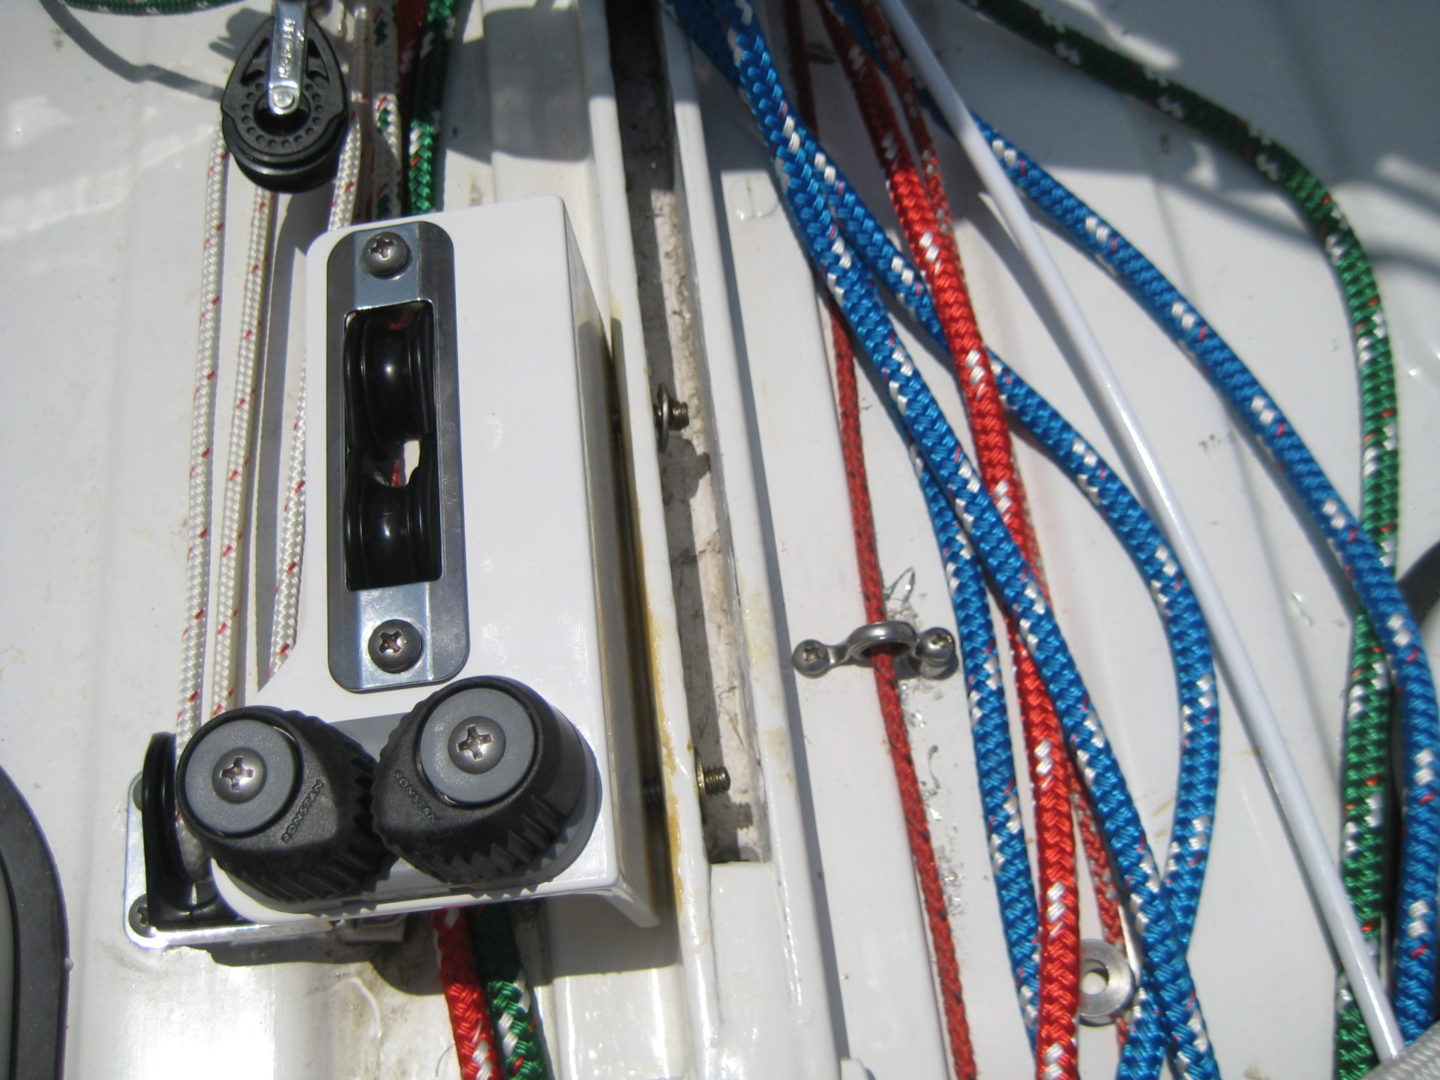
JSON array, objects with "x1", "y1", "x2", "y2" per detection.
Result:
[
  {"x1": 972, "y1": 117, "x2": 1440, "y2": 1041},
  {"x1": 671, "y1": 3, "x2": 1220, "y2": 1076},
  {"x1": 910, "y1": 444, "x2": 1042, "y2": 1032}
]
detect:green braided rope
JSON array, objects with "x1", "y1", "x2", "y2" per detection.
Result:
[
  {"x1": 61, "y1": 0, "x2": 238, "y2": 11},
  {"x1": 960, "y1": 2, "x2": 1399, "y2": 1074},
  {"x1": 470, "y1": 906, "x2": 553, "y2": 1080},
  {"x1": 406, "y1": 0, "x2": 458, "y2": 214}
]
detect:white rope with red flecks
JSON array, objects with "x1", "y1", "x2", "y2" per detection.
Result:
[
  {"x1": 269, "y1": 113, "x2": 363, "y2": 676},
  {"x1": 177, "y1": 127, "x2": 229, "y2": 745},
  {"x1": 207, "y1": 184, "x2": 275, "y2": 717}
]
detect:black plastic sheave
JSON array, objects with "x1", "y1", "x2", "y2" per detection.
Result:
[
  {"x1": 176, "y1": 708, "x2": 391, "y2": 905},
  {"x1": 374, "y1": 677, "x2": 589, "y2": 884},
  {"x1": 342, "y1": 301, "x2": 442, "y2": 590},
  {"x1": 221, "y1": 16, "x2": 347, "y2": 192}
]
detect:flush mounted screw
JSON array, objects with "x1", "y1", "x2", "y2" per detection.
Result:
[
  {"x1": 362, "y1": 231, "x2": 410, "y2": 277},
  {"x1": 653, "y1": 383, "x2": 690, "y2": 449},
  {"x1": 212, "y1": 750, "x2": 267, "y2": 804},
  {"x1": 368, "y1": 619, "x2": 423, "y2": 673}
]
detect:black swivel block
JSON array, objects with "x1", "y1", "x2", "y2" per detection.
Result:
[
  {"x1": 221, "y1": 15, "x2": 348, "y2": 192},
  {"x1": 176, "y1": 707, "x2": 390, "y2": 904},
  {"x1": 374, "y1": 677, "x2": 589, "y2": 884}
]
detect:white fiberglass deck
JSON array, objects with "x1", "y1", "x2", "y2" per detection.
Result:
[{"x1": 3, "y1": 1, "x2": 1439, "y2": 1077}]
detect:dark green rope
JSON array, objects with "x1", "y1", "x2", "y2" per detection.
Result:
[
  {"x1": 959, "y1": 2, "x2": 1398, "y2": 1074},
  {"x1": 470, "y1": 906, "x2": 553, "y2": 1080},
  {"x1": 406, "y1": 0, "x2": 458, "y2": 214}
]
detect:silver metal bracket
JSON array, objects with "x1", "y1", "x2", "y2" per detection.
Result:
[
  {"x1": 266, "y1": 1, "x2": 308, "y2": 116},
  {"x1": 791, "y1": 620, "x2": 957, "y2": 680},
  {"x1": 326, "y1": 221, "x2": 469, "y2": 693}
]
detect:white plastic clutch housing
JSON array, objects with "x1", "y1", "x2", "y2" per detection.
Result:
[{"x1": 216, "y1": 196, "x2": 656, "y2": 928}]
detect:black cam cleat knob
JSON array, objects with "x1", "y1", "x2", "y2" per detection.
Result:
[
  {"x1": 221, "y1": 13, "x2": 348, "y2": 193},
  {"x1": 374, "y1": 677, "x2": 590, "y2": 884},
  {"x1": 176, "y1": 707, "x2": 390, "y2": 905}
]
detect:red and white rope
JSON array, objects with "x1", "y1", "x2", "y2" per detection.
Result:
[
  {"x1": 208, "y1": 185, "x2": 275, "y2": 716},
  {"x1": 177, "y1": 127, "x2": 229, "y2": 745},
  {"x1": 435, "y1": 908, "x2": 503, "y2": 1080},
  {"x1": 269, "y1": 115, "x2": 364, "y2": 676},
  {"x1": 780, "y1": 3, "x2": 980, "y2": 1075},
  {"x1": 829, "y1": 5, "x2": 1083, "y2": 1073}
]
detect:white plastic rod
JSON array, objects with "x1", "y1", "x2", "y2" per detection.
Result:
[{"x1": 874, "y1": 0, "x2": 1404, "y2": 1061}]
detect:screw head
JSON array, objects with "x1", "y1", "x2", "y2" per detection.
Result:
[
  {"x1": 913, "y1": 627, "x2": 956, "y2": 667},
  {"x1": 180, "y1": 716, "x2": 300, "y2": 836},
  {"x1": 416, "y1": 686, "x2": 537, "y2": 807},
  {"x1": 448, "y1": 717, "x2": 507, "y2": 775},
  {"x1": 362, "y1": 231, "x2": 410, "y2": 277},
  {"x1": 792, "y1": 639, "x2": 832, "y2": 678},
  {"x1": 128, "y1": 896, "x2": 154, "y2": 938},
  {"x1": 698, "y1": 764, "x2": 731, "y2": 797},
  {"x1": 653, "y1": 383, "x2": 690, "y2": 449},
  {"x1": 212, "y1": 750, "x2": 267, "y2": 804},
  {"x1": 368, "y1": 619, "x2": 423, "y2": 673}
]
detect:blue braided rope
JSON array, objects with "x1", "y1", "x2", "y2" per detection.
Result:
[
  {"x1": 989, "y1": 353, "x2": 1221, "y2": 1073},
  {"x1": 785, "y1": 0, "x2": 1430, "y2": 1041},
  {"x1": 911, "y1": 453, "x2": 1043, "y2": 1032},
  {"x1": 974, "y1": 117, "x2": 1440, "y2": 1041},
  {"x1": 765, "y1": 0, "x2": 1222, "y2": 983},
  {"x1": 992, "y1": 356, "x2": 1220, "y2": 938},
  {"x1": 679, "y1": 0, "x2": 1043, "y2": 1036},
  {"x1": 679, "y1": 0, "x2": 942, "y2": 336},
  {"x1": 673, "y1": 3, "x2": 1220, "y2": 1076}
]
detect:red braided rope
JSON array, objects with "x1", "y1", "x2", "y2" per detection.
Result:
[
  {"x1": 782, "y1": 4, "x2": 979, "y2": 1077},
  {"x1": 1073, "y1": 791, "x2": 1131, "y2": 1043},
  {"x1": 826, "y1": 7, "x2": 1081, "y2": 1075},
  {"x1": 851, "y1": 7, "x2": 1139, "y2": 1003},
  {"x1": 835, "y1": 305, "x2": 980, "y2": 1080},
  {"x1": 435, "y1": 908, "x2": 504, "y2": 1080}
]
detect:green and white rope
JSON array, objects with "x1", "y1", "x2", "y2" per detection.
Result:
[
  {"x1": 406, "y1": 0, "x2": 458, "y2": 213},
  {"x1": 471, "y1": 906, "x2": 552, "y2": 1080}
]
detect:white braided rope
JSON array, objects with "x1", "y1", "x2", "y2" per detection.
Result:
[
  {"x1": 268, "y1": 116, "x2": 364, "y2": 676},
  {"x1": 209, "y1": 186, "x2": 275, "y2": 716},
  {"x1": 177, "y1": 128, "x2": 229, "y2": 745}
]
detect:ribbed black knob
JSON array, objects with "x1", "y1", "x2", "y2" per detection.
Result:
[
  {"x1": 374, "y1": 677, "x2": 589, "y2": 884},
  {"x1": 176, "y1": 707, "x2": 389, "y2": 905}
]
